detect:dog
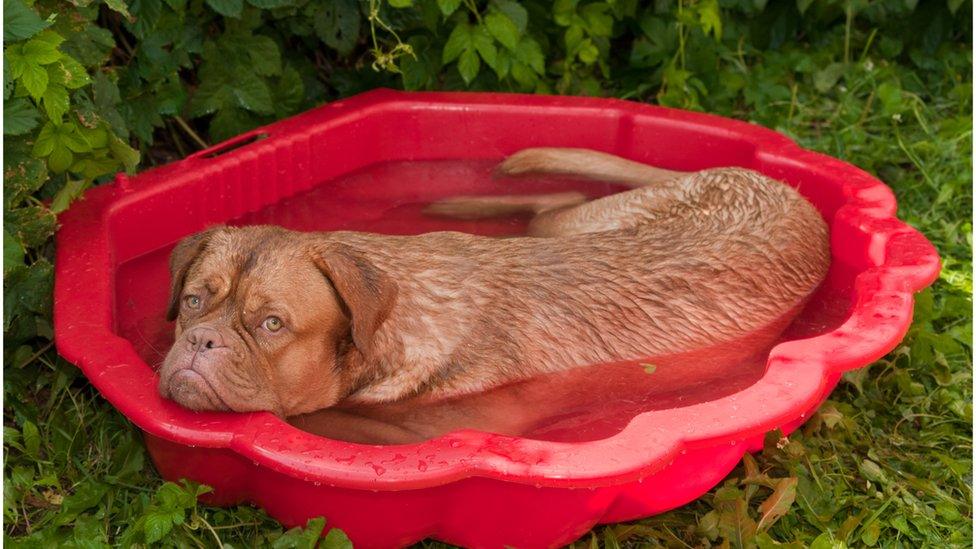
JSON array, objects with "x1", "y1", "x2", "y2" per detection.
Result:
[{"x1": 157, "y1": 148, "x2": 830, "y2": 419}]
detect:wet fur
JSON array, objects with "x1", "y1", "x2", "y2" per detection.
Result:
[{"x1": 157, "y1": 148, "x2": 830, "y2": 417}]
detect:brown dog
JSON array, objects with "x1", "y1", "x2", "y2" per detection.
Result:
[{"x1": 157, "y1": 148, "x2": 830, "y2": 418}]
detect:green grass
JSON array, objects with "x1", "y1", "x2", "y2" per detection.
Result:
[{"x1": 4, "y1": 11, "x2": 972, "y2": 549}]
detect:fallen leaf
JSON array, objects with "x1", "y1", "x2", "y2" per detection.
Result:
[{"x1": 757, "y1": 477, "x2": 798, "y2": 531}]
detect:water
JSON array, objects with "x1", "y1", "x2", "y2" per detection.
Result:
[{"x1": 114, "y1": 159, "x2": 855, "y2": 446}]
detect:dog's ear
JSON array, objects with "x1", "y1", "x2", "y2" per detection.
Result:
[
  {"x1": 313, "y1": 244, "x2": 398, "y2": 355},
  {"x1": 166, "y1": 226, "x2": 224, "y2": 321}
]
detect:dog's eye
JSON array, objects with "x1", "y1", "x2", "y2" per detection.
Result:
[
  {"x1": 184, "y1": 295, "x2": 201, "y2": 309},
  {"x1": 263, "y1": 316, "x2": 283, "y2": 332}
]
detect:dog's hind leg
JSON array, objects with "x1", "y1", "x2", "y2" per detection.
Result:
[
  {"x1": 496, "y1": 148, "x2": 687, "y2": 188},
  {"x1": 487, "y1": 147, "x2": 693, "y2": 237},
  {"x1": 426, "y1": 148, "x2": 691, "y2": 236},
  {"x1": 423, "y1": 191, "x2": 588, "y2": 220},
  {"x1": 525, "y1": 186, "x2": 685, "y2": 237}
]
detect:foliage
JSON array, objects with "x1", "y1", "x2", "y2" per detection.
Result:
[{"x1": 3, "y1": 0, "x2": 971, "y2": 547}]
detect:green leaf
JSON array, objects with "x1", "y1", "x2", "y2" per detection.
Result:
[
  {"x1": 696, "y1": 0, "x2": 722, "y2": 40},
  {"x1": 246, "y1": 34, "x2": 282, "y2": 76},
  {"x1": 40, "y1": 83, "x2": 69, "y2": 122},
  {"x1": 877, "y1": 81, "x2": 905, "y2": 116},
  {"x1": 3, "y1": 229, "x2": 25, "y2": 276},
  {"x1": 206, "y1": 0, "x2": 244, "y2": 17},
  {"x1": 515, "y1": 36, "x2": 544, "y2": 75},
  {"x1": 553, "y1": 0, "x2": 577, "y2": 25},
  {"x1": 321, "y1": 527, "x2": 353, "y2": 549},
  {"x1": 50, "y1": 56, "x2": 91, "y2": 90},
  {"x1": 313, "y1": 0, "x2": 361, "y2": 54},
  {"x1": 510, "y1": 59, "x2": 535, "y2": 87},
  {"x1": 457, "y1": 47, "x2": 480, "y2": 84},
  {"x1": 124, "y1": 0, "x2": 161, "y2": 39},
  {"x1": 4, "y1": 142, "x2": 48, "y2": 207},
  {"x1": 935, "y1": 501, "x2": 962, "y2": 521},
  {"x1": 32, "y1": 121, "x2": 91, "y2": 168},
  {"x1": 889, "y1": 514, "x2": 914, "y2": 536},
  {"x1": 271, "y1": 65, "x2": 305, "y2": 117},
  {"x1": 388, "y1": 0, "x2": 413, "y2": 6},
  {"x1": 493, "y1": 0, "x2": 528, "y2": 33},
  {"x1": 91, "y1": 72, "x2": 127, "y2": 136},
  {"x1": 108, "y1": 134, "x2": 140, "y2": 172},
  {"x1": 472, "y1": 25, "x2": 498, "y2": 71},
  {"x1": 860, "y1": 520, "x2": 881, "y2": 546},
  {"x1": 208, "y1": 106, "x2": 258, "y2": 142},
  {"x1": 154, "y1": 78, "x2": 187, "y2": 117},
  {"x1": 485, "y1": 11, "x2": 520, "y2": 51},
  {"x1": 50, "y1": 180, "x2": 89, "y2": 214},
  {"x1": 3, "y1": 97, "x2": 40, "y2": 135},
  {"x1": 70, "y1": 154, "x2": 121, "y2": 180},
  {"x1": 103, "y1": 0, "x2": 133, "y2": 18},
  {"x1": 144, "y1": 512, "x2": 177, "y2": 544},
  {"x1": 437, "y1": 0, "x2": 462, "y2": 16},
  {"x1": 188, "y1": 72, "x2": 231, "y2": 117},
  {"x1": 48, "y1": 144, "x2": 74, "y2": 172},
  {"x1": 22, "y1": 31, "x2": 64, "y2": 65},
  {"x1": 442, "y1": 23, "x2": 472, "y2": 63},
  {"x1": 232, "y1": 71, "x2": 273, "y2": 114},
  {"x1": 60, "y1": 23, "x2": 116, "y2": 68},
  {"x1": 247, "y1": 0, "x2": 294, "y2": 7},
  {"x1": 20, "y1": 62, "x2": 48, "y2": 99},
  {"x1": 3, "y1": 0, "x2": 50, "y2": 42},
  {"x1": 578, "y1": 39, "x2": 598, "y2": 64},
  {"x1": 580, "y1": 3, "x2": 613, "y2": 37},
  {"x1": 21, "y1": 421, "x2": 39, "y2": 458},
  {"x1": 31, "y1": 121, "x2": 58, "y2": 156},
  {"x1": 272, "y1": 517, "x2": 329, "y2": 549},
  {"x1": 813, "y1": 62, "x2": 846, "y2": 93},
  {"x1": 858, "y1": 459, "x2": 887, "y2": 483},
  {"x1": 53, "y1": 478, "x2": 109, "y2": 526}
]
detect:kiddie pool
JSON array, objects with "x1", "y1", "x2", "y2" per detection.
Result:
[{"x1": 54, "y1": 90, "x2": 939, "y2": 548}]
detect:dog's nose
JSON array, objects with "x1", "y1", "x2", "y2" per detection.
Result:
[{"x1": 186, "y1": 327, "x2": 225, "y2": 352}]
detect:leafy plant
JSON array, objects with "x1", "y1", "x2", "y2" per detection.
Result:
[{"x1": 4, "y1": 0, "x2": 971, "y2": 546}]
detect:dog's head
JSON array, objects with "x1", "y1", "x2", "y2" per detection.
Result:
[{"x1": 157, "y1": 226, "x2": 396, "y2": 416}]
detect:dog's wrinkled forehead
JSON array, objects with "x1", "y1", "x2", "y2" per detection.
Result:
[
  {"x1": 169, "y1": 228, "x2": 281, "y2": 312},
  {"x1": 173, "y1": 226, "x2": 336, "y2": 326}
]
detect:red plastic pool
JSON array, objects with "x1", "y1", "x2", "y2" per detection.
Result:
[{"x1": 54, "y1": 90, "x2": 939, "y2": 548}]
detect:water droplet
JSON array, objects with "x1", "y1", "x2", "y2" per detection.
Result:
[{"x1": 367, "y1": 462, "x2": 386, "y2": 476}]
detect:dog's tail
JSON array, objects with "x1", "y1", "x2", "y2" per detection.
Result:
[{"x1": 495, "y1": 147, "x2": 688, "y2": 188}]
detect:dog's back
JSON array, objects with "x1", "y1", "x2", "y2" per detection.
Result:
[{"x1": 340, "y1": 149, "x2": 831, "y2": 403}]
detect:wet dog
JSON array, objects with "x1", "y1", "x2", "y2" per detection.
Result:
[{"x1": 157, "y1": 148, "x2": 830, "y2": 418}]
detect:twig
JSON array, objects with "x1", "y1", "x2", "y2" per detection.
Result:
[
  {"x1": 859, "y1": 28, "x2": 878, "y2": 62},
  {"x1": 14, "y1": 341, "x2": 54, "y2": 369},
  {"x1": 173, "y1": 116, "x2": 209, "y2": 149},
  {"x1": 166, "y1": 120, "x2": 188, "y2": 158},
  {"x1": 463, "y1": 0, "x2": 483, "y2": 24},
  {"x1": 210, "y1": 521, "x2": 263, "y2": 530},
  {"x1": 192, "y1": 511, "x2": 224, "y2": 547}
]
